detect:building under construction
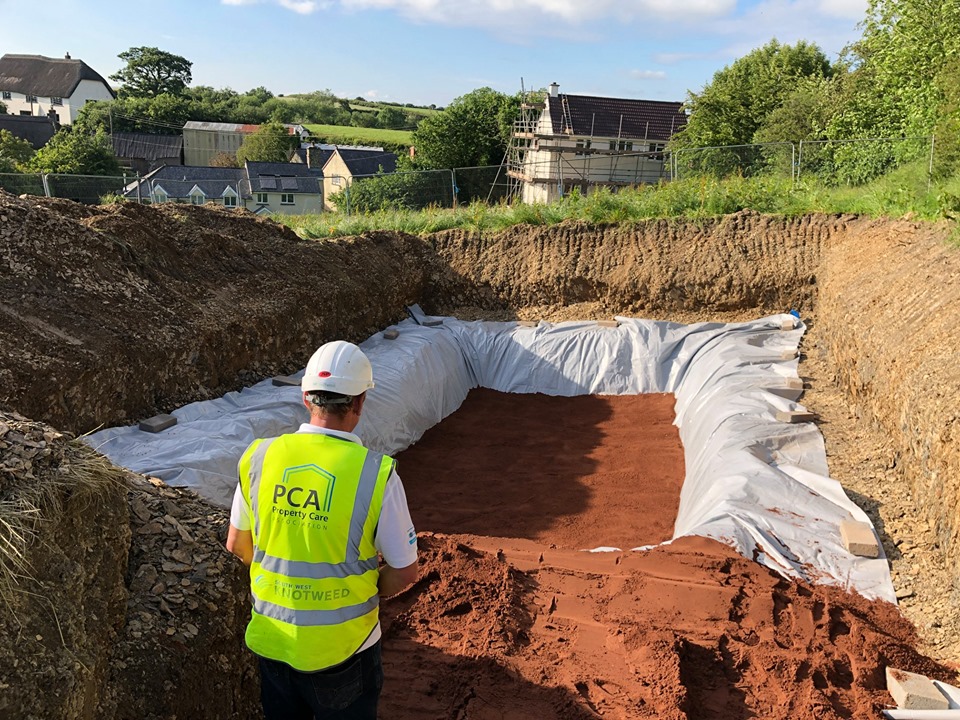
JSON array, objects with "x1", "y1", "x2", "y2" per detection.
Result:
[{"x1": 508, "y1": 83, "x2": 688, "y2": 203}]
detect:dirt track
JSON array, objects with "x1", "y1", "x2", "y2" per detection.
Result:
[{"x1": 2, "y1": 193, "x2": 959, "y2": 719}]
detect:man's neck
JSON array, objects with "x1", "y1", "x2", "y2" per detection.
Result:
[{"x1": 308, "y1": 415, "x2": 358, "y2": 434}]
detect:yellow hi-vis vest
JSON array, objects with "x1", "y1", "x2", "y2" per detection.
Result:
[{"x1": 238, "y1": 432, "x2": 394, "y2": 672}]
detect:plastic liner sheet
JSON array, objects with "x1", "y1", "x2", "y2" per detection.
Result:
[{"x1": 86, "y1": 313, "x2": 894, "y2": 602}]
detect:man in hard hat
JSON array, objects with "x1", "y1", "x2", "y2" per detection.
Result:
[{"x1": 226, "y1": 340, "x2": 418, "y2": 719}]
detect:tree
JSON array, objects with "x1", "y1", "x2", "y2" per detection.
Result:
[
  {"x1": 377, "y1": 106, "x2": 407, "y2": 130},
  {"x1": 210, "y1": 152, "x2": 240, "y2": 168},
  {"x1": 412, "y1": 87, "x2": 520, "y2": 170},
  {"x1": 26, "y1": 128, "x2": 121, "y2": 175},
  {"x1": 0, "y1": 130, "x2": 35, "y2": 172},
  {"x1": 111, "y1": 47, "x2": 193, "y2": 98},
  {"x1": 672, "y1": 40, "x2": 834, "y2": 151},
  {"x1": 236, "y1": 122, "x2": 298, "y2": 164},
  {"x1": 0, "y1": 100, "x2": 6, "y2": 114}
]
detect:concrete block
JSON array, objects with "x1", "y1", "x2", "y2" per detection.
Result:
[
  {"x1": 886, "y1": 667, "x2": 949, "y2": 710},
  {"x1": 597, "y1": 320, "x2": 620, "y2": 328},
  {"x1": 780, "y1": 318, "x2": 797, "y2": 330},
  {"x1": 422, "y1": 318, "x2": 443, "y2": 327},
  {"x1": 271, "y1": 375, "x2": 300, "y2": 387},
  {"x1": 139, "y1": 414, "x2": 177, "y2": 433},
  {"x1": 519, "y1": 321, "x2": 538, "y2": 328},
  {"x1": 776, "y1": 410, "x2": 816, "y2": 423},
  {"x1": 783, "y1": 377, "x2": 804, "y2": 390},
  {"x1": 779, "y1": 349, "x2": 799, "y2": 360},
  {"x1": 383, "y1": 329, "x2": 400, "y2": 340},
  {"x1": 840, "y1": 520, "x2": 880, "y2": 558}
]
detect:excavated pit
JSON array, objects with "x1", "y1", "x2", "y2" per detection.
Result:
[{"x1": 1, "y1": 192, "x2": 958, "y2": 719}]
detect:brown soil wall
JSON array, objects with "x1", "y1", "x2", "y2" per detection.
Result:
[
  {"x1": 817, "y1": 220, "x2": 960, "y2": 569},
  {"x1": 425, "y1": 212, "x2": 846, "y2": 314}
]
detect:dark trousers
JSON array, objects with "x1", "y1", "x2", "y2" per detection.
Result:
[{"x1": 259, "y1": 641, "x2": 383, "y2": 720}]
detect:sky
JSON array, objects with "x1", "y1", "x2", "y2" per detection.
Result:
[{"x1": 0, "y1": 0, "x2": 867, "y2": 106}]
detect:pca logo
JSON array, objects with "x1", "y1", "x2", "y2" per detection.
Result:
[{"x1": 273, "y1": 464, "x2": 336, "y2": 512}]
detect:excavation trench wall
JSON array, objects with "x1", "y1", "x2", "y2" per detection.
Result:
[{"x1": 1, "y1": 194, "x2": 959, "y2": 718}]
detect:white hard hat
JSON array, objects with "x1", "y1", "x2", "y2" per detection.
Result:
[{"x1": 302, "y1": 341, "x2": 375, "y2": 396}]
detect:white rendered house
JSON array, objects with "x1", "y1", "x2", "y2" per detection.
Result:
[{"x1": 0, "y1": 53, "x2": 115, "y2": 125}]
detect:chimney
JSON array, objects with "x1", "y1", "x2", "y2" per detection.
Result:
[
  {"x1": 306, "y1": 146, "x2": 317, "y2": 168},
  {"x1": 64, "y1": 52, "x2": 71, "y2": 59},
  {"x1": 409, "y1": 145, "x2": 416, "y2": 160},
  {"x1": 549, "y1": 82, "x2": 559, "y2": 98}
]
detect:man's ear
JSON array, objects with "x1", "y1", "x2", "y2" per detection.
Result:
[
  {"x1": 302, "y1": 392, "x2": 312, "y2": 411},
  {"x1": 354, "y1": 392, "x2": 367, "y2": 415}
]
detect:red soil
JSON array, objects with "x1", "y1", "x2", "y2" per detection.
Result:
[{"x1": 381, "y1": 391, "x2": 952, "y2": 719}]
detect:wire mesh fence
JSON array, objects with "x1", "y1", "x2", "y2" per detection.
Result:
[
  {"x1": 672, "y1": 143, "x2": 796, "y2": 181},
  {"x1": 0, "y1": 135, "x2": 942, "y2": 214},
  {"x1": 796, "y1": 136, "x2": 933, "y2": 186},
  {"x1": 0, "y1": 173, "x2": 46, "y2": 197}
]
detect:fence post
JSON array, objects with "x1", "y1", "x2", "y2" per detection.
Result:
[
  {"x1": 928, "y1": 135, "x2": 936, "y2": 193},
  {"x1": 796, "y1": 141, "x2": 804, "y2": 183},
  {"x1": 791, "y1": 143, "x2": 796, "y2": 186},
  {"x1": 345, "y1": 180, "x2": 350, "y2": 217},
  {"x1": 450, "y1": 169, "x2": 458, "y2": 209},
  {"x1": 41, "y1": 174, "x2": 51, "y2": 198}
]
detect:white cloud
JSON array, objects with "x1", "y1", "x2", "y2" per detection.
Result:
[
  {"x1": 365, "y1": 89, "x2": 379, "y2": 98},
  {"x1": 221, "y1": 0, "x2": 323, "y2": 11},
  {"x1": 340, "y1": 0, "x2": 735, "y2": 27},
  {"x1": 278, "y1": 0, "x2": 319, "y2": 11},
  {"x1": 629, "y1": 69, "x2": 667, "y2": 80}
]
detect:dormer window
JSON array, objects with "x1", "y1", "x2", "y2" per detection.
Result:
[
  {"x1": 152, "y1": 186, "x2": 168, "y2": 204},
  {"x1": 51, "y1": 97, "x2": 63, "y2": 106}
]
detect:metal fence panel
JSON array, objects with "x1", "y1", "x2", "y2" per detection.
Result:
[
  {"x1": 673, "y1": 143, "x2": 796, "y2": 181},
  {"x1": 796, "y1": 136, "x2": 933, "y2": 186},
  {"x1": 46, "y1": 174, "x2": 131, "y2": 204},
  {"x1": 0, "y1": 173, "x2": 46, "y2": 197}
]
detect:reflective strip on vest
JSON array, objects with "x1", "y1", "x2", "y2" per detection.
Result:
[
  {"x1": 251, "y1": 551, "x2": 379, "y2": 580},
  {"x1": 346, "y1": 450, "x2": 383, "y2": 563},
  {"x1": 247, "y1": 437, "x2": 277, "y2": 538},
  {"x1": 254, "y1": 593, "x2": 379, "y2": 626}
]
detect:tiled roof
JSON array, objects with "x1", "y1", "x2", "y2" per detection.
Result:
[
  {"x1": 0, "y1": 115, "x2": 57, "y2": 149},
  {"x1": 292, "y1": 147, "x2": 335, "y2": 168},
  {"x1": 245, "y1": 161, "x2": 322, "y2": 194},
  {"x1": 328, "y1": 149, "x2": 398, "y2": 178},
  {"x1": 124, "y1": 165, "x2": 245, "y2": 199},
  {"x1": 546, "y1": 94, "x2": 686, "y2": 141},
  {"x1": 183, "y1": 121, "x2": 301, "y2": 135},
  {"x1": 111, "y1": 132, "x2": 183, "y2": 162},
  {"x1": 0, "y1": 54, "x2": 114, "y2": 99}
]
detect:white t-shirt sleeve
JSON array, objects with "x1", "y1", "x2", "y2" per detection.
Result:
[
  {"x1": 230, "y1": 484, "x2": 252, "y2": 531},
  {"x1": 374, "y1": 469, "x2": 418, "y2": 569}
]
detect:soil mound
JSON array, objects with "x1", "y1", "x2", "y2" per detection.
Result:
[{"x1": 382, "y1": 534, "x2": 950, "y2": 719}]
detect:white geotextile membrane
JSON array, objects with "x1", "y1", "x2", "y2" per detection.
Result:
[{"x1": 86, "y1": 312, "x2": 894, "y2": 602}]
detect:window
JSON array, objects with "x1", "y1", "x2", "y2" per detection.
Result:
[
  {"x1": 190, "y1": 193, "x2": 205, "y2": 205},
  {"x1": 1, "y1": 91, "x2": 10, "y2": 100},
  {"x1": 575, "y1": 139, "x2": 592, "y2": 157},
  {"x1": 648, "y1": 142, "x2": 665, "y2": 160},
  {"x1": 26, "y1": 94, "x2": 37, "y2": 103},
  {"x1": 19, "y1": 110, "x2": 32, "y2": 116},
  {"x1": 223, "y1": 195, "x2": 237, "y2": 208},
  {"x1": 609, "y1": 140, "x2": 632, "y2": 152},
  {"x1": 153, "y1": 188, "x2": 168, "y2": 204},
  {"x1": 51, "y1": 97, "x2": 62, "y2": 106},
  {"x1": 280, "y1": 193, "x2": 294, "y2": 205},
  {"x1": 256, "y1": 192, "x2": 269, "y2": 205},
  {"x1": 332, "y1": 176, "x2": 341, "y2": 186}
]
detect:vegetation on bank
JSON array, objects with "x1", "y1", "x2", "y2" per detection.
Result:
[{"x1": 283, "y1": 162, "x2": 960, "y2": 239}]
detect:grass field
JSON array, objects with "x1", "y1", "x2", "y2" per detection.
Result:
[
  {"x1": 348, "y1": 103, "x2": 438, "y2": 117},
  {"x1": 303, "y1": 124, "x2": 414, "y2": 146},
  {"x1": 282, "y1": 162, "x2": 960, "y2": 240}
]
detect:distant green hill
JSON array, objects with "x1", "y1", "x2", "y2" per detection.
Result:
[{"x1": 303, "y1": 124, "x2": 413, "y2": 152}]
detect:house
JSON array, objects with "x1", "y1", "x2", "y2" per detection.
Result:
[
  {"x1": 321, "y1": 148, "x2": 398, "y2": 210},
  {"x1": 182, "y1": 122, "x2": 309, "y2": 166},
  {"x1": 0, "y1": 114, "x2": 58, "y2": 149},
  {"x1": 123, "y1": 165, "x2": 246, "y2": 207},
  {"x1": 111, "y1": 132, "x2": 183, "y2": 174},
  {"x1": 245, "y1": 161, "x2": 323, "y2": 215},
  {"x1": 122, "y1": 161, "x2": 324, "y2": 214},
  {"x1": 509, "y1": 83, "x2": 687, "y2": 203},
  {"x1": 0, "y1": 53, "x2": 115, "y2": 125},
  {"x1": 291, "y1": 144, "x2": 335, "y2": 170}
]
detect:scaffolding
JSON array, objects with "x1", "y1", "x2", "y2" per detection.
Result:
[{"x1": 503, "y1": 87, "x2": 673, "y2": 204}]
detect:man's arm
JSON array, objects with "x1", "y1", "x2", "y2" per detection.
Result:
[
  {"x1": 226, "y1": 524, "x2": 254, "y2": 566},
  {"x1": 378, "y1": 560, "x2": 418, "y2": 598}
]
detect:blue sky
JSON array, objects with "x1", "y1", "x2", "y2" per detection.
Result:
[{"x1": 0, "y1": 0, "x2": 866, "y2": 106}]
